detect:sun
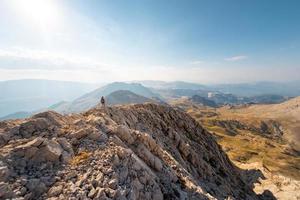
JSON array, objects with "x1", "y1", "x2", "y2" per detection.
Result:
[{"x1": 10, "y1": 0, "x2": 62, "y2": 31}]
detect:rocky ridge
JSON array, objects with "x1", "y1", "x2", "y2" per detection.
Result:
[{"x1": 0, "y1": 103, "x2": 273, "y2": 199}]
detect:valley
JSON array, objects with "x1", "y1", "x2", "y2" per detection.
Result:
[
  {"x1": 170, "y1": 97, "x2": 300, "y2": 199},
  {"x1": 171, "y1": 97, "x2": 300, "y2": 179}
]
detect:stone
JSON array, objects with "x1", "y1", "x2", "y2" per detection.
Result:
[
  {"x1": 136, "y1": 144, "x2": 163, "y2": 172},
  {"x1": 0, "y1": 165, "x2": 10, "y2": 182},
  {"x1": 0, "y1": 103, "x2": 271, "y2": 200},
  {"x1": 19, "y1": 118, "x2": 50, "y2": 138},
  {"x1": 88, "y1": 187, "x2": 98, "y2": 198},
  {"x1": 25, "y1": 146, "x2": 39, "y2": 159},
  {"x1": 38, "y1": 139, "x2": 63, "y2": 162},
  {"x1": 119, "y1": 167, "x2": 128, "y2": 184},
  {"x1": 154, "y1": 157, "x2": 163, "y2": 171},
  {"x1": 32, "y1": 111, "x2": 64, "y2": 127},
  {"x1": 66, "y1": 171, "x2": 77, "y2": 180},
  {"x1": 128, "y1": 187, "x2": 139, "y2": 200},
  {"x1": 61, "y1": 151, "x2": 73, "y2": 163},
  {"x1": 108, "y1": 179, "x2": 118, "y2": 190},
  {"x1": 112, "y1": 155, "x2": 120, "y2": 166},
  {"x1": 0, "y1": 182, "x2": 13, "y2": 199},
  {"x1": 152, "y1": 188, "x2": 163, "y2": 200},
  {"x1": 132, "y1": 178, "x2": 143, "y2": 191},
  {"x1": 48, "y1": 185, "x2": 63, "y2": 197},
  {"x1": 95, "y1": 172, "x2": 104, "y2": 185},
  {"x1": 26, "y1": 137, "x2": 45, "y2": 147},
  {"x1": 95, "y1": 187, "x2": 106, "y2": 199},
  {"x1": 88, "y1": 130, "x2": 108, "y2": 142},
  {"x1": 69, "y1": 128, "x2": 88, "y2": 139},
  {"x1": 178, "y1": 141, "x2": 190, "y2": 157},
  {"x1": 56, "y1": 137, "x2": 74, "y2": 155},
  {"x1": 0, "y1": 132, "x2": 11, "y2": 147},
  {"x1": 19, "y1": 186, "x2": 27, "y2": 196},
  {"x1": 115, "y1": 125, "x2": 135, "y2": 144},
  {"x1": 26, "y1": 179, "x2": 47, "y2": 197},
  {"x1": 105, "y1": 188, "x2": 117, "y2": 198}
]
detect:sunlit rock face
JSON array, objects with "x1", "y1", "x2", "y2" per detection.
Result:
[{"x1": 0, "y1": 104, "x2": 272, "y2": 200}]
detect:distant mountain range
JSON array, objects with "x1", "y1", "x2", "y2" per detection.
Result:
[
  {"x1": 59, "y1": 82, "x2": 161, "y2": 113},
  {"x1": 208, "y1": 81, "x2": 300, "y2": 97},
  {"x1": 137, "y1": 80, "x2": 300, "y2": 97},
  {"x1": 106, "y1": 90, "x2": 155, "y2": 105},
  {"x1": 136, "y1": 80, "x2": 207, "y2": 90},
  {"x1": 0, "y1": 79, "x2": 97, "y2": 117},
  {"x1": 1, "y1": 79, "x2": 299, "y2": 120}
]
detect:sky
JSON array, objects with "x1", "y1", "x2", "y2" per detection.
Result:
[{"x1": 0, "y1": 0, "x2": 299, "y2": 84}]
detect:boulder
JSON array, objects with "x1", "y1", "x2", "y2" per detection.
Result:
[
  {"x1": 152, "y1": 188, "x2": 163, "y2": 200},
  {"x1": 0, "y1": 182, "x2": 13, "y2": 199},
  {"x1": 68, "y1": 127, "x2": 104, "y2": 141},
  {"x1": 19, "y1": 118, "x2": 50, "y2": 138},
  {"x1": 26, "y1": 179, "x2": 47, "y2": 197},
  {"x1": 115, "y1": 125, "x2": 135, "y2": 144},
  {"x1": 56, "y1": 137, "x2": 74, "y2": 155},
  {"x1": 0, "y1": 163, "x2": 10, "y2": 182},
  {"x1": 32, "y1": 111, "x2": 65, "y2": 127},
  {"x1": 39, "y1": 140, "x2": 63, "y2": 162},
  {"x1": 0, "y1": 132, "x2": 11, "y2": 147},
  {"x1": 48, "y1": 185, "x2": 63, "y2": 197},
  {"x1": 88, "y1": 130, "x2": 108, "y2": 142}
]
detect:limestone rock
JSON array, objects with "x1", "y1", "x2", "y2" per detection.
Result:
[
  {"x1": 38, "y1": 139, "x2": 63, "y2": 162},
  {"x1": 0, "y1": 103, "x2": 273, "y2": 200},
  {"x1": 19, "y1": 118, "x2": 50, "y2": 138},
  {"x1": 48, "y1": 185, "x2": 63, "y2": 197},
  {"x1": 88, "y1": 129, "x2": 108, "y2": 142},
  {"x1": 26, "y1": 179, "x2": 47, "y2": 197},
  {"x1": 0, "y1": 164, "x2": 10, "y2": 182},
  {"x1": 69, "y1": 128, "x2": 89, "y2": 139},
  {"x1": 0, "y1": 182, "x2": 13, "y2": 199},
  {"x1": 114, "y1": 125, "x2": 135, "y2": 144},
  {"x1": 136, "y1": 144, "x2": 163, "y2": 171}
]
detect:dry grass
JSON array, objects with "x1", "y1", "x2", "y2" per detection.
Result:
[
  {"x1": 170, "y1": 99, "x2": 300, "y2": 180},
  {"x1": 201, "y1": 120, "x2": 300, "y2": 180},
  {"x1": 70, "y1": 151, "x2": 92, "y2": 166}
]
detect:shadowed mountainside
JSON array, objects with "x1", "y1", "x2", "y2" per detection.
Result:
[
  {"x1": 58, "y1": 82, "x2": 161, "y2": 113},
  {"x1": 105, "y1": 90, "x2": 155, "y2": 106}
]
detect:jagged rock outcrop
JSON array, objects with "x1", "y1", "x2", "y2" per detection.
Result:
[{"x1": 0, "y1": 104, "x2": 273, "y2": 199}]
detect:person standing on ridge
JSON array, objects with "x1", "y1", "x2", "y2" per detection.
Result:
[{"x1": 101, "y1": 96, "x2": 105, "y2": 108}]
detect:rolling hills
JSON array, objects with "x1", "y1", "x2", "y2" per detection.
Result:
[{"x1": 170, "y1": 97, "x2": 300, "y2": 181}]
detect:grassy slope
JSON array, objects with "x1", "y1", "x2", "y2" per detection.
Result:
[{"x1": 171, "y1": 98, "x2": 300, "y2": 180}]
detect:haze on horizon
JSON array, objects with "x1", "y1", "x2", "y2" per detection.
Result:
[{"x1": 0, "y1": 0, "x2": 299, "y2": 84}]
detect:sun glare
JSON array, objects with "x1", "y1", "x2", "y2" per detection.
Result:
[{"x1": 10, "y1": 0, "x2": 62, "y2": 31}]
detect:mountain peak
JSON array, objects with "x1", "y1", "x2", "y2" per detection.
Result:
[
  {"x1": 105, "y1": 90, "x2": 155, "y2": 106},
  {"x1": 0, "y1": 103, "x2": 272, "y2": 199}
]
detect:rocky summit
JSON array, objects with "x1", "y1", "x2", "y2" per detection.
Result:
[{"x1": 0, "y1": 103, "x2": 273, "y2": 200}]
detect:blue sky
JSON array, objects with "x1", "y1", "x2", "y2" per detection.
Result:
[{"x1": 0, "y1": 0, "x2": 299, "y2": 83}]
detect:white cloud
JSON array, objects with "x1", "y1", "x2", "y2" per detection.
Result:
[
  {"x1": 0, "y1": 47, "x2": 298, "y2": 84},
  {"x1": 0, "y1": 63, "x2": 299, "y2": 84},
  {"x1": 225, "y1": 55, "x2": 248, "y2": 61},
  {"x1": 189, "y1": 60, "x2": 204, "y2": 65},
  {"x1": 0, "y1": 47, "x2": 110, "y2": 71}
]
